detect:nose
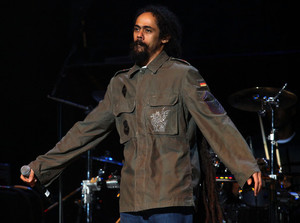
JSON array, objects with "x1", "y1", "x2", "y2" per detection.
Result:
[{"x1": 136, "y1": 30, "x2": 143, "y2": 40}]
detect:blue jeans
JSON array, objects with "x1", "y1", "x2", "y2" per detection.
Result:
[{"x1": 120, "y1": 207, "x2": 193, "y2": 223}]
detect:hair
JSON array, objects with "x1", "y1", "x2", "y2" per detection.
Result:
[
  {"x1": 134, "y1": 5, "x2": 182, "y2": 58},
  {"x1": 197, "y1": 132, "x2": 224, "y2": 223}
]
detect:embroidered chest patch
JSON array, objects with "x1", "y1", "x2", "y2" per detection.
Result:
[{"x1": 150, "y1": 107, "x2": 171, "y2": 133}]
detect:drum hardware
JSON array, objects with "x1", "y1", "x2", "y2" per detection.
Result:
[
  {"x1": 257, "y1": 84, "x2": 287, "y2": 222},
  {"x1": 228, "y1": 84, "x2": 298, "y2": 222},
  {"x1": 211, "y1": 151, "x2": 236, "y2": 182},
  {"x1": 106, "y1": 174, "x2": 121, "y2": 189},
  {"x1": 44, "y1": 168, "x2": 121, "y2": 222},
  {"x1": 82, "y1": 176, "x2": 102, "y2": 205},
  {"x1": 80, "y1": 169, "x2": 120, "y2": 223},
  {"x1": 228, "y1": 84, "x2": 297, "y2": 175},
  {"x1": 81, "y1": 171, "x2": 121, "y2": 205},
  {"x1": 80, "y1": 150, "x2": 122, "y2": 222},
  {"x1": 227, "y1": 85, "x2": 297, "y2": 113},
  {"x1": 81, "y1": 176, "x2": 101, "y2": 223}
]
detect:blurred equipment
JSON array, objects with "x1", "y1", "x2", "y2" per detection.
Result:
[
  {"x1": 90, "y1": 155, "x2": 123, "y2": 167},
  {"x1": 211, "y1": 150, "x2": 235, "y2": 182},
  {"x1": 227, "y1": 84, "x2": 299, "y2": 222},
  {"x1": 228, "y1": 86, "x2": 297, "y2": 112},
  {"x1": 0, "y1": 185, "x2": 44, "y2": 223},
  {"x1": 79, "y1": 168, "x2": 120, "y2": 223},
  {"x1": 0, "y1": 163, "x2": 11, "y2": 185}
]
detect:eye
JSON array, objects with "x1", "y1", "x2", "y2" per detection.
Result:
[
  {"x1": 145, "y1": 28, "x2": 152, "y2": 33},
  {"x1": 133, "y1": 27, "x2": 140, "y2": 32}
]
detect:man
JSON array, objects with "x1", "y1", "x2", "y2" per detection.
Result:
[{"x1": 21, "y1": 5, "x2": 261, "y2": 223}]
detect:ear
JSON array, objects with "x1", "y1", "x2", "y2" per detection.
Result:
[{"x1": 161, "y1": 35, "x2": 171, "y2": 44}]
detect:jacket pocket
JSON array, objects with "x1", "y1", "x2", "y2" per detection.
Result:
[
  {"x1": 146, "y1": 94, "x2": 179, "y2": 135},
  {"x1": 113, "y1": 98, "x2": 135, "y2": 144}
]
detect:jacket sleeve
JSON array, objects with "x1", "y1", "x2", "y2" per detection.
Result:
[
  {"x1": 182, "y1": 67, "x2": 259, "y2": 187},
  {"x1": 29, "y1": 80, "x2": 116, "y2": 187}
]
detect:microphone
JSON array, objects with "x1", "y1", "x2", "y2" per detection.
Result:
[{"x1": 20, "y1": 165, "x2": 52, "y2": 199}]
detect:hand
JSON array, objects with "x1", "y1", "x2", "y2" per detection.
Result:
[
  {"x1": 247, "y1": 171, "x2": 262, "y2": 196},
  {"x1": 20, "y1": 169, "x2": 37, "y2": 187}
]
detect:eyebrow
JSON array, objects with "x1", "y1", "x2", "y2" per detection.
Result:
[{"x1": 134, "y1": 25, "x2": 155, "y2": 30}]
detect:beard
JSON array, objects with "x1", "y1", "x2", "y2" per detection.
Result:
[{"x1": 130, "y1": 40, "x2": 150, "y2": 66}]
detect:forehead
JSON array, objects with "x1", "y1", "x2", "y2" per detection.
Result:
[{"x1": 135, "y1": 12, "x2": 158, "y2": 28}]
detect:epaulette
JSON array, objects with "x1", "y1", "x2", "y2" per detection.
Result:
[
  {"x1": 114, "y1": 68, "x2": 130, "y2": 76},
  {"x1": 170, "y1": 57, "x2": 191, "y2": 66}
]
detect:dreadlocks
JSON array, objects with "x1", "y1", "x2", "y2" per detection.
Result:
[{"x1": 197, "y1": 133, "x2": 224, "y2": 223}]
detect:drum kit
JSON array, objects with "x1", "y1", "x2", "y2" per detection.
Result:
[{"x1": 216, "y1": 84, "x2": 300, "y2": 223}]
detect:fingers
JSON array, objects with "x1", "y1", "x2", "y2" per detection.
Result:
[
  {"x1": 246, "y1": 172, "x2": 262, "y2": 196},
  {"x1": 253, "y1": 172, "x2": 262, "y2": 196},
  {"x1": 247, "y1": 177, "x2": 252, "y2": 185},
  {"x1": 20, "y1": 169, "x2": 37, "y2": 187}
]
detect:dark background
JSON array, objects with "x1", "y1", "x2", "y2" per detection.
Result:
[{"x1": 1, "y1": 0, "x2": 300, "y2": 222}]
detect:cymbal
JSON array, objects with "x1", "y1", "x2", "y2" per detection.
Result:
[{"x1": 228, "y1": 87, "x2": 297, "y2": 112}]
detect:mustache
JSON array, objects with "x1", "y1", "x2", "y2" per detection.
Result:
[{"x1": 131, "y1": 40, "x2": 148, "y2": 49}]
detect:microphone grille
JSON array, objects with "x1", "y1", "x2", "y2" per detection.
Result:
[{"x1": 20, "y1": 165, "x2": 31, "y2": 177}]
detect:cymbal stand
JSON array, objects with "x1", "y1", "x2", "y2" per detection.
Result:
[
  {"x1": 261, "y1": 83, "x2": 287, "y2": 223},
  {"x1": 268, "y1": 83, "x2": 287, "y2": 177}
]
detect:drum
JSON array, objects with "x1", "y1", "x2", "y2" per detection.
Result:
[{"x1": 241, "y1": 187, "x2": 270, "y2": 208}]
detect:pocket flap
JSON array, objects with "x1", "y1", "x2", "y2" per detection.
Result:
[
  {"x1": 149, "y1": 94, "x2": 178, "y2": 107},
  {"x1": 113, "y1": 100, "x2": 135, "y2": 116}
]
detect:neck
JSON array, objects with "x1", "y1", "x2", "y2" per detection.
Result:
[{"x1": 144, "y1": 47, "x2": 164, "y2": 66}]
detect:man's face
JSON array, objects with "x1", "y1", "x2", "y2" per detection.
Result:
[{"x1": 131, "y1": 12, "x2": 167, "y2": 66}]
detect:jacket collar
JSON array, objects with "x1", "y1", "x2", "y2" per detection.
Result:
[{"x1": 127, "y1": 51, "x2": 170, "y2": 78}]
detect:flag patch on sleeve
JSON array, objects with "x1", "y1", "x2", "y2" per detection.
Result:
[{"x1": 198, "y1": 80, "x2": 207, "y2": 87}]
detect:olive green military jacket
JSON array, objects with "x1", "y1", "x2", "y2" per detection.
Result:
[{"x1": 29, "y1": 51, "x2": 259, "y2": 212}]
